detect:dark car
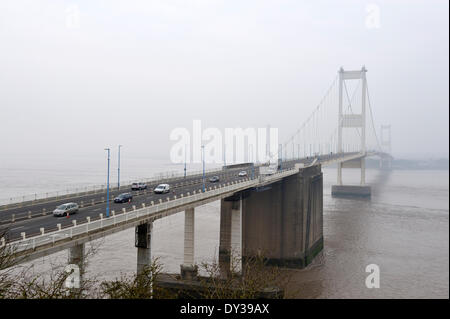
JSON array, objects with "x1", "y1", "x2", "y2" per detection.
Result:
[
  {"x1": 114, "y1": 193, "x2": 133, "y2": 203},
  {"x1": 131, "y1": 182, "x2": 147, "y2": 191},
  {"x1": 209, "y1": 176, "x2": 220, "y2": 183}
]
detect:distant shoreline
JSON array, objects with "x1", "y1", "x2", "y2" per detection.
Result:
[
  {"x1": 323, "y1": 158, "x2": 449, "y2": 170},
  {"x1": 361, "y1": 158, "x2": 448, "y2": 170}
]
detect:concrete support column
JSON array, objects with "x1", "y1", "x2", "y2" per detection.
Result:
[
  {"x1": 361, "y1": 158, "x2": 366, "y2": 185},
  {"x1": 180, "y1": 208, "x2": 198, "y2": 280},
  {"x1": 337, "y1": 162, "x2": 343, "y2": 185},
  {"x1": 219, "y1": 199, "x2": 232, "y2": 278},
  {"x1": 230, "y1": 197, "x2": 242, "y2": 274},
  {"x1": 242, "y1": 165, "x2": 324, "y2": 268},
  {"x1": 136, "y1": 222, "x2": 152, "y2": 275},
  {"x1": 67, "y1": 243, "x2": 84, "y2": 290}
]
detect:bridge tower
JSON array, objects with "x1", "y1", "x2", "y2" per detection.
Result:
[{"x1": 333, "y1": 66, "x2": 371, "y2": 197}]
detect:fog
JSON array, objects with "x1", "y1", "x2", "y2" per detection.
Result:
[{"x1": 0, "y1": 0, "x2": 448, "y2": 165}]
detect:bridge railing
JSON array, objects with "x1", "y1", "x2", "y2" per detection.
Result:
[{"x1": 2, "y1": 166, "x2": 302, "y2": 254}]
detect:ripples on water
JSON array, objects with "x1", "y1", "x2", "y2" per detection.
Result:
[{"x1": 1, "y1": 158, "x2": 448, "y2": 298}]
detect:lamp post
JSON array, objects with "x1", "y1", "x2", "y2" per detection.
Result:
[
  {"x1": 202, "y1": 145, "x2": 205, "y2": 192},
  {"x1": 279, "y1": 144, "x2": 282, "y2": 170},
  {"x1": 105, "y1": 148, "x2": 110, "y2": 218},
  {"x1": 184, "y1": 143, "x2": 187, "y2": 178},
  {"x1": 118, "y1": 145, "x2": 122, "y2": 189},
  {"x1": 223, "y1": 143, "x2": 226, "y2": 167},
  {"x1": 249, "y1": 144, "x2": 255, "y2": 179}
]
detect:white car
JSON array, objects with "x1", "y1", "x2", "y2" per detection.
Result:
[
  {"x1": 53, "y1": 203, "x2": 79, "y2": 217},
  {"x1": 238, "y1": 171, "x2": 247, "y2": 177},
  {"x1": 153, "y1": 184, "x2": 170, "y2": 194}
]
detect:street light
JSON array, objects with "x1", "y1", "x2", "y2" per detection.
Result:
[
  {"x1": 223, "y1": 143, "x2": 226, "y2": 167},
  {"x1": 184, "y1": 143, "x2": 187, "y2": 178},
  {"x1": 249, "y1": 144, "x2": 255, "y2": 179},
  {"x1": 118, "y1": 145, "x2": 122, "y2": 189},
  {"x1": 105, "y1": 148, "x2": 110, "y2": 218},
  {"x1": 279, "y1": 144, "x2": 282, "y2": 170},
  {"x1": 201, "y1": 145, "x2": 205, "y2": 192}
]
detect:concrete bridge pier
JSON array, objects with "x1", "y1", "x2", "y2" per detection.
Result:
[
  {"x1": 67, "y1": 243, "x2": 84, "y2": 290},
  {"x1": 180, "y1": 208, "x2": 198, "y2": 280},
  {"x1": 242, "y1": 164, "x2": 324, "y2": 268},
  {"x1": 219, "y1": 195, "x2": 242, "y2": 278},
  {"x1": 136, "y1": 222, "x2": 152, "y2": 275},
  {"x1": 332, "y1": 157, "x2": 371, "y2": 197}
]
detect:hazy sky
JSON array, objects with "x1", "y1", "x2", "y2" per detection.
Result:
[{"x1": 0, "y1": 0, "x2": 448, "y2": 162}]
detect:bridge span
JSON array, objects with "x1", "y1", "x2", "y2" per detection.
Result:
[
  {"x1": 1, "y1": 67, "x2": 392, "y2": 290},
  {"x1": 1, "y1": 150, "x2": 390, "y2": 284}
]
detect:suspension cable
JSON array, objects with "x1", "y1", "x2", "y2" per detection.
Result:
[{"x1": 366, "y1": 82, "x2": 382, "y2": 152}]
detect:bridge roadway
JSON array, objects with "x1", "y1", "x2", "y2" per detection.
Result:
[
  {"x1": 1, "y1": 152, "x2": 367, "y2": 243},
  {"x1": 0, "y1": 166, "x2": 252, "y2": 224}
]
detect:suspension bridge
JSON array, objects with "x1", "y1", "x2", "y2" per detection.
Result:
[
  {"x1": 280, "y1": 66, "x2": 392, "y2": 195},
  {"x1": 0, "y1": 66, "x2": 392, "y2": 295}
]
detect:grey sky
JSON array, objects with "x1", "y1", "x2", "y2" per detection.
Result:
[{"x1": 0, "y1": 0, "x2": 448, "y2": 162}]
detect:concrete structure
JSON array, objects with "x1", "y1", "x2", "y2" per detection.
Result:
[
  {"x1": 136, "y1": 222, "x2": 152, "y2": 275},
  {"x1": 242, "y1": 164, "x2": 323, "y2": 268},
  {"x1": 180, "y1": 208, "x2": 198, "y2": 280},
  {"x1": 219, "y1": 194, "x2": 243, "y2": 278},
  {"x1": 68, "y1": 243, "x2": 84, "y2": 289},
  {"x1": 219, "y1": 164, "x2": 323, "y2": 272},
  {"x1": 333, "y1": 66, "x2": 371, "y2": 197},
  {"x1": 331, "y1": 184, "x2": 371, "y2": 197}
]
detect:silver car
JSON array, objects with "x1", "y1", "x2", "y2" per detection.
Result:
[
  {"x1": 53, "y1": 203, "x2": 79, "y2": 217},
  {"x1": 131, "y1": 182, "x2": 147, "y2": 191},
  {"x1": 238, "y1": 171, "x2": 247, "y2": 177},
  {"x1": 153, "y1": 184, "x2": 170, "y2": 194}
]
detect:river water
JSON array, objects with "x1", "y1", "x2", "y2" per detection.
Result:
[{"x1": 1, "y1": 156, "x2": 448, "y2": 298}]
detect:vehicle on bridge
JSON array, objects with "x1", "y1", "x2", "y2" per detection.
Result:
[
  {"x1": 260, "y1": 164, "x2": 278, "y2": 175},
  {"x1": 131, "y1": 182, "x2": 147, "y2": 190},
  {"x1": 209, "y1": 176, "x2": 220, "y2": 183},
  {"x1": 53, "y1": 203, "x2": 79, "y2": 217},
  {"x1": 114, "y1": 193, "x2": 133, "y2": 203},
  {"x1": 154, "y1": 184, "x2": 170, "y2": 194},
  {"x1": 238, "y1": 171, "x2": 247, "y2": 177}
]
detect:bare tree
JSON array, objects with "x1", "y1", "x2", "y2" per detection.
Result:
[
  {"x1": 196, "y1": 252, "x2": 293, "y2": 299},
  {"x1": 99, "y1": 258, "x2": 174, "y2": 299}
]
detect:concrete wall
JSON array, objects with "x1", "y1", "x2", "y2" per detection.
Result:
[{"x1": 241, "y1": 165, "x2": 323, "y2": 268}]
